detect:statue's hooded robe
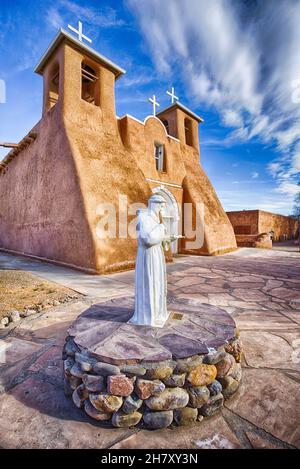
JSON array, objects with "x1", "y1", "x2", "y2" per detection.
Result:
[{"x1": 130, "y1": 206, "x2": 168, "y2": 328}]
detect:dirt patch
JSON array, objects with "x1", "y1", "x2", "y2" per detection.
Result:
[{"x1": 0, "y1": 269, "x2": 80, "y2": 319}]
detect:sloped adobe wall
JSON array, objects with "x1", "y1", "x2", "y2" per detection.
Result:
[
  {"x1": 0, "y1": 102, "x2": 97, "y2": 271},
  {"x1": 181, "y1": 151, "x2": 237, "y2": 256}
]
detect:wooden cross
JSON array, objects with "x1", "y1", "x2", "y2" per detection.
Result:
[
  {"x1": 148, "y1": 95, "x2": 160, "y2": 116},
  {"x1": 166, "y1": 87, "x2": 179, "y2": 104},
  {"x1": 67, "y1": 21, "x2": 92, "y2": 44}
]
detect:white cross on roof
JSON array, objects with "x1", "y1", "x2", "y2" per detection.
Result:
[
  {"x1": 148, "y1": 94, "x2": 160, "y2": 116},
  {"x1": 67, "y1": 21, "x2": 92, "y2": 44},
  {"x1": 166, "y1": 87, "x2": 179, "y2": 104}
]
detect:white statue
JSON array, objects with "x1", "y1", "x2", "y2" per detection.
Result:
[{"x1": 129, "y1": 194, "x2": 179, "y2": 328}]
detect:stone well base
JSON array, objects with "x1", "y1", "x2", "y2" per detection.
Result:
[{"x1": 63, "y1": 297, "x2": 242, "y2": 429}]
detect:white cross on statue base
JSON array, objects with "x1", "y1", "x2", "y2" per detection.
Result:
[{"x1": 68, "y1": 21, "x2": 92, "y2": 44}]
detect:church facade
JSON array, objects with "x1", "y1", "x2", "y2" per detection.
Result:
[{"x1": 0, "y1": 28, "x2": 237, "y2": 274}]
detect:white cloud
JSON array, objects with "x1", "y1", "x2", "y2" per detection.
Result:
[
  {"x1": 291, "y1": 148, "x2": 300, "y2": 174},
  {"x1": 129, "y1": 0, "x2": 300, "y2": 199},
  {"x1": 222, "y1": 110, "x2": 243, "y2": 128},
  {"x1": 268, "y1": 162, "x2": 282, "y2": 178},
  {"x1": 47, "y1": 0, "x2": 125, "y2": 32},
  {"x1": 274, "y1": 181, "x2": 299, "y2": 196},
  {"x1": 251, "y1": 172, "x2": 259, "y2": 179},
  {"x1": 47, "y1": 7, "x2": 63, "y2": 29}
]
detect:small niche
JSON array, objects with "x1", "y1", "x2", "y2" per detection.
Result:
[
  {"x1": 184, "y1": 118, "x2": 193, "y2": 146},
  {"x1": 81, "y1": 61, "x2": 100, "y2": 106},
  {"x1": 161, "y1": 119, "x2": 169, "y2": 134},
  {"x1": 48, "y1": 62, "x2": 60, "y2": 109}
]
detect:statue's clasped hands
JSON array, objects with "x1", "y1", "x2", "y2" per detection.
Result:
[{"x1": 162, "y1": 234, "x2": 185, "y2": 251}]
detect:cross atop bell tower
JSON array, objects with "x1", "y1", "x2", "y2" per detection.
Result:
[{"x1": 67, "y1": 20, "x2": 92, "y2": 44}]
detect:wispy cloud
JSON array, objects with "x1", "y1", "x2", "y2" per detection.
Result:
[
  {"x1": 57, "y1": 0, "x2": 125, "y2": 28},
  {"x1": 129, "y1": 0, "x2": 300, "y2": 200},
  {"x1": 118, "y1": 70, "x2": 157, "y2": 88},
  {"x1": 251, "y1": 172, "x2": 259, "y2": 179},
  {"x1": 47, "y1": 7, "x2": 63, "y2": 29},
  {"x1": 46, "y1": 0, "x2": 126, "y2": 40}
]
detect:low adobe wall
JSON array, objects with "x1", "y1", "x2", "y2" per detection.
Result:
[
  {"x1": 258, "y1": 211, "x2": 298, "y2": 241},
  {"x1": 235, "y1": 233, "x2": 272, "y2": 249}
]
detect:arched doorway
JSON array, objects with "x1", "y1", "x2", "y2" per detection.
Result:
[{"x1": 152, "y1": 185, "x2": 180, "y2": 254}]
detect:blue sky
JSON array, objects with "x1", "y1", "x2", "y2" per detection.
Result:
[{"x1": 0, "y1": 0, "x2": 299, "y2": 215}]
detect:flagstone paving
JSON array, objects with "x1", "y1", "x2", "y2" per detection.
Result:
[{"x1": 0, "y1": 247, "x2": 299, "y2": 449}]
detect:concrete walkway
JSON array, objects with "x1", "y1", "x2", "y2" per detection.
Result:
[
  {"x1": 273, "y1": 239, "x2": 300, "y2": 253},
  {"x1": 0, "y1": 250, "x2": 135, "y2": 298},
  {"x1": 0, "y1": 248, "x2": 299, "y2": 449}
]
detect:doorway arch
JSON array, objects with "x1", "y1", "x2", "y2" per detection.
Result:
[{"x1": 152, "y1": 185, "x2": 180, "y2": 254}]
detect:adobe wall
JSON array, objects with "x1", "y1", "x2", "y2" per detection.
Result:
[
  {"x1": 227, "y1": 210, "x2": 298, "y2": 242},
  {"x1": 258, "y1": 210, "x2": 298, "y2": 241},
  {"x1": 0, "y1": 87, "x2": 97, "y2": 272},
  {"x1": 235, "y1": 234, "x2": 272, "y2": 249},
  {"x1": 226, "y1": 210, "x2": 259, "y2": 235}
]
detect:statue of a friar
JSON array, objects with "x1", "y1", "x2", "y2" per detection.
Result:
[{"x1": 129, "y1": 194, "x2": 180, "y2": 328}]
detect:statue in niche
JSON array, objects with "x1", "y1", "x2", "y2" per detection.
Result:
[{"x1": 129, "y1": 194, "x2": 181, "y2": 328}]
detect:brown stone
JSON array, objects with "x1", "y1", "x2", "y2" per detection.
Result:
[
  {"x1": 89, "y1": 393, "x2": 123, "y2": 413},
  {"x1": 145, "y1": 388, "x2": 189, "y2": 411},
  {"x1": 135, "y1": 379, "x2": 165, "y2": 400},
  {"x1": 68, "y1": 375, "x2": 82, "y2": 390},
  {"x1": 82, "y1": 374, "x2": 105, "y2": 392},
  {"x1": 93, "y1": 361, "x2": 120, "y2": 376},
  {"x1": 74, "y1": 352, "x2": 96, "y2": 372},
  {"x1": 84, "y1": 400, "x2": 111, "y2": 421},
  {"x1": 120, "y1": 364, "x2": 146, "y2": 376},
  {"x1": 173, "y1": 407, "x2": 198, "y2": 426},
  {"x1": 63, "y1": 339, "x2": 80, "y2": 358},
  {"x1": 143, "y1": 410, "x2": 174, "y2": 429},
  {"x1": 225, "y1": 339, "x2": 243, "y2": 363},
  {"x1": 203, "y1": 350, "x2": 226, "y2": 365},
  {"x1": 219, "y1": 376, "x2": 239, "y2": 399},
  {"x1": 163, "y1": 373, "x2": 186, "y2": 387},
  {"x1": 187, "y1": 364, "x2": 217, "y2": 386},
  {"x1": 228, "y1": 363, "x2": 242, "y2": 382},
  {"x1": 72, "y1": 384, "x2": 88, "y2": 408},
  {"x1": 112, "y1": 411, "x2": 142, "y2": 428},
  {"x1": 145, "y1": 366, "x2": 174, "y2": 380},
  {"x1": 70, "y1": 362, "x2": 85, "y2": 379},
  {"x1": 188, "y1": 386, "x2": 210, "y2": 408},
  {"x1": 175, "y1": 355, "x2": 204, "y2": 373},
  {"x1": 107, "y1": 374, "x2": 134, "y2": 397},
  {"x1": 63, "y1": 357, "x2": 75, "y2": 375},
  {"x1": 215, "y1": 354, "x2": 236, "y2": 378},
  {"x1": 199, "y1": 393, "x2": 224, "y2": 417},
  {"x1": 122, "y1": 395, "x2": 143, "y2": 414}
]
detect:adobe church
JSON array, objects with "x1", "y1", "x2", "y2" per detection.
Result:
[{"x1": 0, "y1": 27, "x2": 237, "y2": 274}]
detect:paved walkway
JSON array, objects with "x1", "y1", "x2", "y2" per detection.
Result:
[
  {"x1": 273, "y1": 239, "x2": 300, "y2": 253},
  {"x1": 0, "y1": 248, "x2": 299, "y2": 449}
]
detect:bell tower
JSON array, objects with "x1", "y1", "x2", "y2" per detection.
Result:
[
  {"x1": 157, "y1": 102, "x2": 203, "y2": 154},
  {"x1": 34, "y1": 27, "x2": 125, "y2": 120}
]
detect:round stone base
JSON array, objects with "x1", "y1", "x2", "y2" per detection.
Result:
[{"x1": 63, "y1": 296, "x2": 242, "y2": 428}]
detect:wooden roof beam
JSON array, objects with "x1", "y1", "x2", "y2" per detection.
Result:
[{"x1": 0, "y1": 142, "x2": 18, "y2": 148}]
